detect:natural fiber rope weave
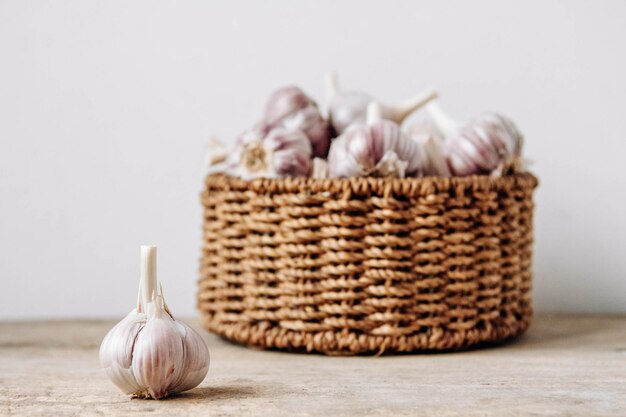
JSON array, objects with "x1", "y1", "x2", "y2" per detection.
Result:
[{"x1": 199, "y1": 172, "x2": 538, "y2": 355}]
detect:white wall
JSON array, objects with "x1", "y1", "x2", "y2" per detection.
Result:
[{"x1": 1, "y1": 0, "x2": 625, "y2": 319}]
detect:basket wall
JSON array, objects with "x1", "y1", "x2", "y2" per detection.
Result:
[{"x1": 198, "y1": 173, "x2": 538, "y2": 355}]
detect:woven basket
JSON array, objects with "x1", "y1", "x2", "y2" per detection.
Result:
[{"x1": 198, "y1": 172, "x2": 538, "y2": 355}]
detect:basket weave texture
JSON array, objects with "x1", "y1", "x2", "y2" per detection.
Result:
[{"x1": 199, "y1": 172, "x2": 538, "y2": 355}]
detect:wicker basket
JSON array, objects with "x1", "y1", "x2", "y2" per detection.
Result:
[{"x1": 198, "y1": 172, "x2": 538, "y2": 355}]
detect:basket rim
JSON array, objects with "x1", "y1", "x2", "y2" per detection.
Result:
[{"x1": 204, "y1": 172, "x2": 538, "y2": 197}]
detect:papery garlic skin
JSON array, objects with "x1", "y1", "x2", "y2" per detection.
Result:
[
  {"x1": 173, "y1": 320, "x2": 211, "y2": 392},
  {"x1": 445, "y1": 112, "x2": 523, "y2": 176},
  {"x1": 327, "y1": 119, "x2": 424, "y2": 178},
  {"x1": 100, "y1": 246, "x2": 210, "y2": 400}
]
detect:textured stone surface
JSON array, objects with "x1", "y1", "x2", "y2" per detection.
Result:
[{"x1": 1, "y1": 315, "x2": 625, "y2": 416}]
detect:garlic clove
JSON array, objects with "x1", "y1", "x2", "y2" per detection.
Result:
[
  {"x1": 172, "y1": 320, "x2": 210, "y2": 393},
  {"x1": 99, "y1": 309, "x2": 145, "y2": 395},
  {"x1": 100, "y1": 309, "x2": 144, "y2": 369},
  {"x1": 131, "y1": 297, "x2": 185, "y2": 400}
]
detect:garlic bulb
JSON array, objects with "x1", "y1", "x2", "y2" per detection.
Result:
[
  {"x1": 264, "y1": 86, "x2": 331, "y2": 157},
  {"x1": 227, "y1": 126, "x2": 313, "y2": 179},
  {"x1": 327, "y1": 102, "x2": 425, "y2": 178},
  {"x1": 325, "y1": 72, "x2": 438, "y2": 135},
  {"x1": 427, "y1": 102, "x2": 524, "y2": 176},
  {"x1": 100, "y1": 246, "x2": 209, "y2": 400}
]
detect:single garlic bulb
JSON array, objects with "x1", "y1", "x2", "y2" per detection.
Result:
[
  {"x1": 264, "y1": 86, "x2": 331, "y2": 157},
  {"x1": 427, "y1": 102, "x2": 524, "y2": 176},
  {"x1": 227, "y1": 126, "x2": 313, "y2": 179},
  {"x1": 100, "y1": 246, "x2": 210, "y2": 400},
  {"x1": 325, "y1": 72, "x2": 438, "y2": 135},
  {"x1": 327, "y1": 102, "x2": 425, "y2": 178}
]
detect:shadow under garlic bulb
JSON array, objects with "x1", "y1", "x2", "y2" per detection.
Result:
[
  {"x1": 264, "y1": 85, "x2": 331, "y2": 158},
  {"x1": 327, "y1": 102, "x2": 425, "y2": 178}
]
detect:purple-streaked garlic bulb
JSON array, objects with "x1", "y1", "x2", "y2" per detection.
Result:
[
  {"x1": 100, "y1": 246, "x2": 209, "y2": 400},
  {"x1": 327, "y1": 102, "x2": 425, "y2": 178},
  {"x1": 325, "y1": 72, "x2": 438, "y2": 135},
  {"x1": 264, "y1": 86, "x2": 331, "y2": 158},
  {"x1": 427, "y1": 102, "x2": 524, "y2": 176},
  {"x1": 227, "y1": 126, "x2": 313, "y2": 180}
]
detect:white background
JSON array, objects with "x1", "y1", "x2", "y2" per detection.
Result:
[{"x1": 1, "y1": 0, "x2": 625, "y2": 319}]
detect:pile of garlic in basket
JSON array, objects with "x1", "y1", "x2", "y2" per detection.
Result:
[{"x1": 206, "y1": 73, "x2": 524, "y2": 180}]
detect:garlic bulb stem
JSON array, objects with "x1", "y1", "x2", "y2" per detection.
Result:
[
  {"x1": 385, "y1": 89, "x2": 438, "y2": 123},
  {"x1": 366, "y1": 102, "x2": 383, "y2": 125},
  {"x1": 140, "y1": 245, "x2": 157, "y2": 313},
  {"x1": 426, "y1": 101, "x2": 459, "y2": 138},
  {"x1": 324, "y1": 71, "x2": 339, "y2": 110}
]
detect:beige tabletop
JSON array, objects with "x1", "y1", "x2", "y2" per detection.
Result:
[{"x1": 1, "y1": 315, "x2": 625, "y2": 417}]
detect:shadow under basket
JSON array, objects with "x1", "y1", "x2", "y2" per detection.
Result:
[{"x1": 198, "y1": 172, "x2": 538, "y2": 355}]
